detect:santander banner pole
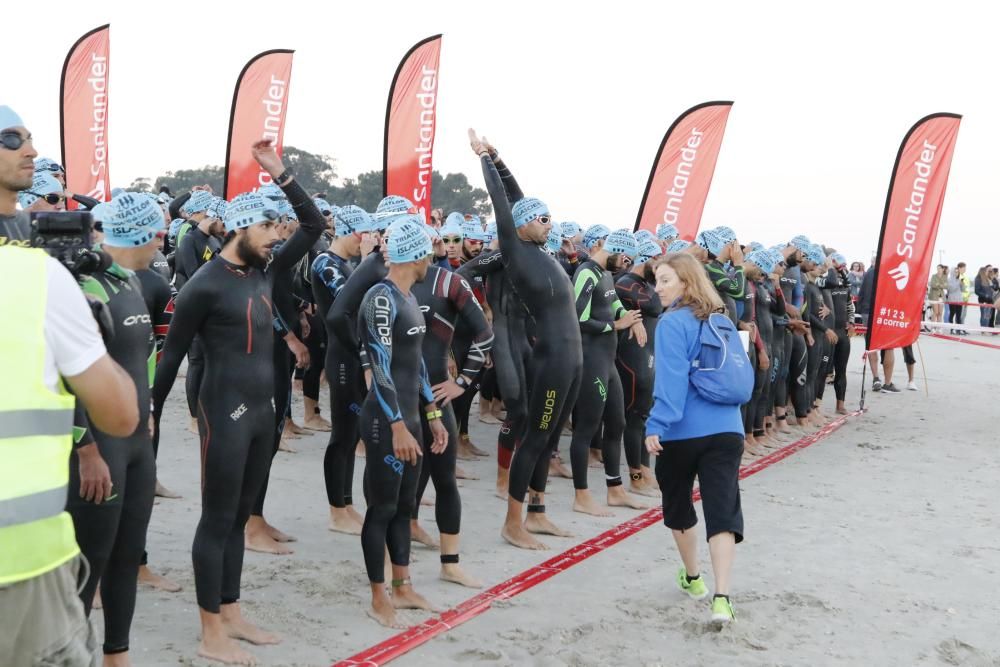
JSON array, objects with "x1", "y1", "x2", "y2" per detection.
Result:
[
  {"x1": 60, "y1": 24, "x2": 111, "y2": 205},
  {"x1": 865, "y1": 113, "x2": 962, "y2": 354},
  {"x1": 224, "y1": 50, "x2": 294, "y2": 199},
  {"x1": 383, "y1": 35, "x2": 442, "y2": 224},
  {"x1": 633, "y1": 101, "x2": 733, "y2": 240}
]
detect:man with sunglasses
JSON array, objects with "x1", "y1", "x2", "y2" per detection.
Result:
[
  {"x1": 470, "y1": 129, "x2": 583, "y2": 550},
  {"x1": 35, "y1": 156, "x2": 101, "y2": 211},
  {"x1": 0, "y1": 106, "x2": 36, "y2": 246},
  {"x1": 67, "y1": 192, "x2": 165, "y2": 666},
  {"x1": 439, "y1": 213, "x2": 465, "y2": 267},
  {"x1": 568, "y1": 228, "x2": 648, "y2": 516},
  {"x1": 19, "y1": 170, "x2": 68, "y2": 213},
  {"x1": 151, "y1": 140, "x2": 324, "y2": 666}
]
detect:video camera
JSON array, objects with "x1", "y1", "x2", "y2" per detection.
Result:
[{"x1": 29, "y1": 211, "x2": 111, "y2": 278}]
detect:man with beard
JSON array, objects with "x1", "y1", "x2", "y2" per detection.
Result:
[
  {"x1": 151, "y1": 140, "x2": 324, "y2": 666},
  {"x1": 569, "y1": 228, "x2": 647, "y2": 516},
  {"x1": 358, "y1": 216, "x2": 447, "y2": 628},
  {"x1": 0, "y1": 106, "x2": 35, "y2": 246}
]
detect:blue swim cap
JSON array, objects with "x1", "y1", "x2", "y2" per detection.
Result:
[
  {"x1": 656, "y1": 223, "x2": 679, "y2": 241},
  {"x1": 511, "y1": 197, "x2": 549, "y2": 228},
  {"x1": 714, "y1": 226, "x2": 737, "y2": 244},
  {"x1": 667, "y1": 239, "x2": 692, "y2": 253},
  {"x1": 168, "y1": 218, "x2": 186, "y2": 239},
  {"x1": 462, "y1": 218, "x2": 490, "y2": 242},
  {"x1": 224, "y1": 192, "x2": 280, "y2": 233},
  {"x1": 385, "y1": 215, "x2": 432, "y2": 263},
  {"x1": 747, "y1": 241, "x2": 765, "y2": 253},
  {"x1": 334, "y1": 205, "x2": 374, "y2": 236},
  {"x1": 257, "y1": 183, "x2": 286, "y2": 203},
  {"x1": 110, "y1": 187, "x2": 126, "y2": 199},
  {"x1": 545, "y1": 223, "x2": 563, "y2": 254},
  {"x1": 104, "y1": 193, "x2": 166, "y2": 248},
  {"x1": 206, "y1": 196, "x2": 227, "y2": 221},
  {"x1": 375, "y1": 195, "x2": 415, "y2": 227},
  {"x1": 696, "y1": 229, "x2": 727, "y2": 258},
  {"x1": 745, "y1": 250, "x2": 776, "y2": 274},
  {"x1": 604, "y1": 229, "x2": 639, "y2": 259},
  {"x1": 34, "y1": 157, "x2": 64, "y2": 174},
  {"x1": 18, "y1": 171, "x2": 62, "y2": 208},
  {"x1": 830, "y1": 252, "x2": 846, "y2": 267},
  {"x1": 582, "y1": 224, "x2": 611, "y2": 250},
  {"x1": 635, "y1": 240, "x2": 663, "y2": 265},
  {"x1": 182, "y1": 190, "x2": 215, "y2": 216},
  {"x1": 560, "y1": 221, "x2": 581, "y2": 239},
  {"x1": 444, "y1": 212, "x2": 465, "y2": 228},
  {"x1": 789, "y1": 235, "x2": 811, "y2": 249},
  {"x1": 89, "y1": 202, "x2": 115, "y2": 227},
  {"x1": 634, "y1": 229, "x2": 656, "y2": 246},
  {"x1": 484, "y1": 220, "x2": 498, "y2": 242},
  {"x1": 313, "y1": 198, "x2": 335, "y2": 216},
  {"x1": 808, "y1": 244, "x2": 829, "y2": 265},
  {"x1": 0, "y1": 105, "x2": 25, "y2": 132},
  {"x1": 424, "y1": 224, "x2": 441, "y2": 241},
  {"x1": 440, "y1": 216, "x2": 463, "y2": 238}
]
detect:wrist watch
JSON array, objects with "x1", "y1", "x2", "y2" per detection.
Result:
[{"x1": 455, "y1": 376, "x2": 469, "y2": 389}]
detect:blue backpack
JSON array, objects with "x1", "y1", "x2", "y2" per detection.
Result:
[{"x1": 689, "y1": 313, "x2": 754, "y2": 405}]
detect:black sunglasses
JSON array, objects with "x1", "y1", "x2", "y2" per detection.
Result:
[
  {"x1": 26, "y1": 191, "x2": 66, "y2": 205},
  {"x1": 41, "y1": 162, "x2": 65, "y2": 173},
  {"x1": 1, "y1": 130, "x2": 31, "y2": 151}
]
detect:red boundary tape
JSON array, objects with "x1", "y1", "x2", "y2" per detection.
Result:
[
  {"x1": 926, "y1": 332, "x2": 1000, "y2": 350},
  {"x1": 333, "y1": 412, "x2": 860, "y2": 667}
]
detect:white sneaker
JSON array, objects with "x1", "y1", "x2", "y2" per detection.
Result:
[{"x1": 906, "y1": 381, "x2": 918, "y2": 391}]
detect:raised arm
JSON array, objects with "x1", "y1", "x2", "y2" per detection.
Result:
[{"x1": 270, "y1": 178, "x2": 325, "y2": 273}]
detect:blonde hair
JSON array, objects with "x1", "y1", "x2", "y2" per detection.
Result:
[{"x1": 654, "y1": 253, "x2": 726, "y2": 320}]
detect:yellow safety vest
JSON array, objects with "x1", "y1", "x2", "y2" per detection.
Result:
[{"x1": 0, "y1": 247, "x2": 79, "y2": 585}]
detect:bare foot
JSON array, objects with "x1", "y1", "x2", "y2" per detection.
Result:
[
  {"x1": 328, "y1": 507, "x2": 363, "y2": 535},
  {"x1": 137, "y1": 565, "x2": 182, "y2": 592},
  {"x1": 346, "y1": 504, "x2": 365, "y2": 525},
  {"x1": 303, "y1": 415, "x2": 332, "y2": 432},
  {"x1": 245, "y1": 525, "x2": 293, "y2": 555},
  {"x1": 222, "y1": 617, "x2": 281, "y2": 646},
  {"x1": 524, "y1": 512, "x2": 573, "y2": 537},
  {"x1": 277, "y1": 436, "x2": 297, "y2": 453},
  {"x1": 367, "y1": 599, "x2": 406, "y2": 629},
  {"x1": 502, "y1": 521, "x2": 548, "y2": 550},
  {"x1": 573, "y1": 492, "x2": 614, "y2": 517},
  {"x1": 93, "y1": 586, "x2": 102, "y2": 609},
  {"x1": 588, "y1": 449, "x2": 603, "y2": 468},
  {"x1": 391, "y1": 584, "x2": 440, "y2": 612},
  {"x1": 463, "y1": 436, "x2": 490, "y2": 458},
  {"x1": 197, "y1": 636, "x2": 257, "y2": 665},
  {"x1": 355, "y1": 439, "x2": 366, "y2": 457},
  {"x1": 455, "y1": 466, "x2": 479, "y2": 480},
  {"x1": 607, "y1": 487, "x2": 650, "y2": 510},
  {"x1": 188, "y1": 417, "x2": 199, "y2": 435},
  {"x1": 440, "y1": 563, "x2": 483, "y2": 589},
  {"x1": 628, "y1": 479, "x2": 661, "y2": 498},
  {"x1": 292, "y1": 379, "x2": 303, "y2": 393},
  {"x1": 410, "y1": 522, "x2": 440, "y2": 549},
  {"x1": 155, "y1": 480, "x2": 182, "y2": 499},
  {"x1": 478, "y1": 410, "x2": 501, "y2": 425},
  {"x1": 836, "y1": 406, "x2": 849, "y2": 415},
  {"x1": 286, "y1": 419, "x2": 308, "y2": 436},
  {"x1": 548, "y1": 456, "x2": 573, "y2": 479},
  {"x1": 456, "y1": 439, "x2": 477, "y2": 461},
  {"x1": 265, "y1": 522, "x2": 295, "y2": 543}
]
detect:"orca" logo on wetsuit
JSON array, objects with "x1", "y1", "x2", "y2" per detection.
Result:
[
  {"x1": 539, "y1": 389, "x2": 557, "y2": 430},
  {"x1": 383, "y1": 455, "x2": 404, "y2": 476},
  {"x1": 123, "y1": 314, "x2": 151, "y2": 327},
  {"x1": 406, "y1": 325, "x2": 426, "y2": 335}
]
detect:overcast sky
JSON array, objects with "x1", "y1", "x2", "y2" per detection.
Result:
[{"x1": 10, "y1": 0, "x2": 999, "y2": 276}]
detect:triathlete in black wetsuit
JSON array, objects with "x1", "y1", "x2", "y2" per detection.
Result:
[
  {"x1": 410, "y1": 263, "x2": 493, "y2": 588},
  {"x1": 358, "y1": 216, "x2": 447, "y2": 629},
  {"x1": 151, "y1": 142, "x2": 323, "y2": 665},
  {"x1": 779, "y1": 245, "x2": 813, "y2": 428},
  {"x1": 312, "y1": 205, "x2": 376, "y2": 534},
  {"x1": 173, "y1": 198, "x2": 224, "y2": 433},
  {"x1": 824, "y1": 255, "x2": 855, "y2": 413},
  {"x1": 614, "y1": 244, "x2": 662, "y2": 497},
  {"x1": 67, "y1": 193, "x2": 162, "y2": 660},
  {"x1": 470, "y1": 130, "x2": 582, "y2": 550},
  {"x1": 569, "y1": 229, "x2": 647, "y2": 516}
]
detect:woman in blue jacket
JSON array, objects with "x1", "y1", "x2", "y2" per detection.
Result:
[{"x1": 645, "y1": 253, "x2": 745, "y2": 625}]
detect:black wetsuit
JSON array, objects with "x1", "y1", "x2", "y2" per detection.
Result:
[
  {"x1": 825, "y1": 267, "x2": 854, "y2": 402},
  {"x1": 751, "y1": 277, "x2": 778, "y2": 433},
  {"x1": 410, "y1": 266, "x2": 493, "y2": 537},
  {"x1": 806, "y1": 278, "x2": 831, "y2": 407},
  {"x1": 767, "y1": 278, "x2": 789, "y2": 421},
  {"x1": 615, "y1": 270, "x2": 661, "y2": 472},
  {"x1": 148, "y1": 249, "x2": 171, "y2": 282},
  {"x1": 706, "y1": 260, "x2": 745, "y2": 326},
  {"x1": 68, "y1": 263, "x2": 155, "y2": 655},
  {"x1": 358, "y1": 279, "x2": 435, "y2": 583},
  {"x1": 151, "y1": 179, "x2": 323, "y2": 613},
  {"x1": 174, "y1": 225, "x2": 222, "y2": 421},
  {"x1": 479, "y1": 153, "x2": 583, "y2": 504},
  {"x1": 0, "y1": 211, "x2": 31, "y2": 247},
  {"x1": 780, "y1": 265, "x2": 810, "y2": 418},
  {"x1": 327, "y1": 251, "x2": 390, "y2": 508}
]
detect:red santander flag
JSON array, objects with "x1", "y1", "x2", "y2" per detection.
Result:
[
  {"x1": 383, "y1": 35, "x2": 442, "y2": 223},
  {"x1": 61, "y1": 24, "x2": 111, "y2": 204},
  {"x1": 633, "y1": 101, "x2": 732, "y2": 240},
  {"x1": 866, "y1": 113, "x2": 961, "y2": 352},
  {"x1": 224, "y1": 50, "x2": 294, "y2": 199}
]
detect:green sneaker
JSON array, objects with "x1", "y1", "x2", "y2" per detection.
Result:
[
  {"x1": 711, "y1": 595, "x2": 735, "y2": 624},
  {"x1": 676, "y1": 567, "x2": 708, "y2": 600}
]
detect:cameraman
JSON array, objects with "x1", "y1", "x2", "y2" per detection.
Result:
[{"x1": 0, "y1": 244, "x2": 139, "y2": 666}]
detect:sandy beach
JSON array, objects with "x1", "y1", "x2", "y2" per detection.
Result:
[{"x1": 99, "y1": 335, "x2": 1000, "y2": 666}]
